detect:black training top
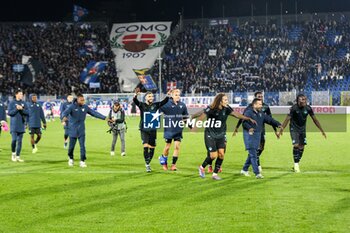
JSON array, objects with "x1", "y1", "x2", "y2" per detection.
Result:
[
  {"x1": 204, "y1": 105, "x2": 233, "y2": 139},
  {"x1": 288, "y1": 104, "x2": 314, "y2": 131},
  {"x1": 133, "y1": 95, "x2": 169, "y2": 131}
]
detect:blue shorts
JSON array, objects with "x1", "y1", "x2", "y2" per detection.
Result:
[{"x1": 164, "y1": 132, "x2": 182, "y2": 143}]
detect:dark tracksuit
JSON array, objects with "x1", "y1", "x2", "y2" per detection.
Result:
[
  {"x1": 27, "y1": 98, "x2": 46, "y2": 131},
  {"x1": 7, "y1": 99, "x2": 29, "y2": 156},
  {"x1": 133, "y1": 95, "x2": 169, "y2": 165},
  {"x1": 236, "y1": 103, "x2": 276, "y2": 165},
  {"x1": 242, "y1": 109, "x2": 281, "y2": 175},
  {"x1": 60, "y1": 101, "x2": 72, "y2": 137},
  {"x1": 236, "y1": 103, "x2": 276, "y2": 137},
  {"x1": 133, "y1": 95, "x2": 169, "y2": 145},
  {"x1": 0, "y1": 102, "x2": 6, "y2": 135},
  {"x1": 62, "y1": 102, "x2": 106, "y2": 161}
]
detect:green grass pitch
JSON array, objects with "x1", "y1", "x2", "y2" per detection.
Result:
[{"x1": 0, "y1": 115, "x2": 349, "y2": 233}]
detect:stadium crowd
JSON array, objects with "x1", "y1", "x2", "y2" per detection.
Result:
[
  {"x1": 0, "y1": 22, "x2": 119, "y2": 97},
  {"x1": 0, "y1": 18, "x2": 350, "y2": 100},
  {"x1": 154, "y1": 18, "x2": 350, "y2": 94}
]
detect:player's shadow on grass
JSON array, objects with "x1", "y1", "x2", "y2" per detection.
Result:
[
  {"x1": 0, "y1": 174, "x2": 143, "y2": 201},
  {"x1": 35, "y1": 159, "x2": 69, "y2": 164},
  {"x1": 24, "y1": 177, "x2": 187, "y2": 225}
]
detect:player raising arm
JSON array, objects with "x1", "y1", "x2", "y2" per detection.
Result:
[{"x1": 133, "y1": 89, "x2": 170, "y2": 172}]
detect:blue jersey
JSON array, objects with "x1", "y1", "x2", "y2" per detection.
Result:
[
  {"x1": 44, "y1": 102, "x2": 52, "y2": 110},
  {"x1": 27, "y1": 100, "x2": 46, "y2": 128},
  {"x1": 122, "y1": 102, "x2": 128, "y2": 111},
  {"x1": 160, "y1": 99, "x2": 189, "y2": 139},
  {"x1": 60, "y1": 101, "x2": 72, "y2": 129},
  {"x1": 0, "y1": 102, "x2": 6, "y2": 122}
]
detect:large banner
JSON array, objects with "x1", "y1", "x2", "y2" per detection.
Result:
[{"x1": 110, "y1": 22, "x2": 172, "y2": 92}]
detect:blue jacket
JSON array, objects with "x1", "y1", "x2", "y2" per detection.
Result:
[
  {"x1": 7, "y1": 99, "x2": 29, "y2": 133},
  {"x1": 26, "y1": 98, "x2": 46, "y2": 128},
  {"x1": 60, "y1": 101, "x2": 72, "y2": 129},
  {"x1": 62, "y1": 102, "x2": 106, "y2": 137},
  {"x1": 0, "y1": 102, "x2": 6, "y2": 121},
  {"x1": 242, "y1": 108, "x2": 281, "y2": 150},
  {"x1": 160, "y1": 98, "x2": 189, "y2": 138}
]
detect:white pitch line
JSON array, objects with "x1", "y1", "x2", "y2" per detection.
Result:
[{"x1": 0, "y1": 170, "x2": 348, "y2": 175}]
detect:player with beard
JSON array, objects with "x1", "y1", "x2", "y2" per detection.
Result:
[
  {"x1": 233, "y1": 91, "x2": 278, "y2": 173},
  {"x1": 133, "y1": 89, "x2": 170, "y2": 172}
]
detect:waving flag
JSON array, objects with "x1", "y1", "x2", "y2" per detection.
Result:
[
  {"x1": 20, "y1": 58, "x2": 44, "y2": 86},
  {"x1": 13, "y1": 64, "x2": 24, "y2": 72},
  {"x1": 73, "y1": 5, "x2": 88, "y2": 22},
  {"x1": 80, "y1": 61, "x2": 107, "y2": 85}
]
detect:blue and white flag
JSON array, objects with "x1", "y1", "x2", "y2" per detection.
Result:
[
  {"x1": 80, "y1": 61, "x2": 107, "y2": 85},
  {"x1": 73, "y1": 5, "x2": 88, "y2": 22},
  {"x1": 13, "y1": 64, "x2": 24, "y2": 72}
]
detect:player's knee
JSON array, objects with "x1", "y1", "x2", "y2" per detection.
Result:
[
  {"x1": 174, "y1": 144, "x2": 181, "y2": 151},
  {"x1": 164, "y1": 147, "x2": 170, "y2": 154}
]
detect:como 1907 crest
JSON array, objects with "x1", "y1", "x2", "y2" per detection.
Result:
[{"x1": 110, "y1": 32, "x2": 168, "y2": 52}]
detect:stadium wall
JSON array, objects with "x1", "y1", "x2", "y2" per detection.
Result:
[{"x1": 46, "y1": 105, "x2": 349, "y2": 117}]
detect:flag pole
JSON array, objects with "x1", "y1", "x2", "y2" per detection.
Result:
[{"x1": 157, "y1": 48, "x2": 162, "y2": 99}]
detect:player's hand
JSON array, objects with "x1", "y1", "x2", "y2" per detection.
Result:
[
  {"x1": 167, "y1": 90, "x2": 172, "y2": 96},
  {"x1": 278, "y1": 127, "x2": 284, "y2": 136},
  {"x1": 322, "y1": 131, "x2": 327, "y2": 139},
  {"x1": 248, "y1": 128, "x2": 254, "y2": 135},
  {"x1": 62, "y1": 117, "x2": 68, "y2": 122},
  {"x1": 16, "y1": 105, "x2": 23, "y2": 110},
  {"x1": 43, "y1": 124, "x2": 47, "y2": 129},
  {"x1": 188, "y1": 124, "x2": 193, "y2": 130},
  {"x1": 134, "y1": 87, "x2": 141, "y2": 95},
  {"x1": 61, "y1": 121, "x2": 66, "y2": 126},
  {"x1": 107, "y1": 118, "x2": 114, "y2": 123},
  {"x1": 232, "y1": 128, "x2": 238, "y2": 137},
  {"x1": 275, "y1": 131, "x2": 280, "y2": 139}
]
